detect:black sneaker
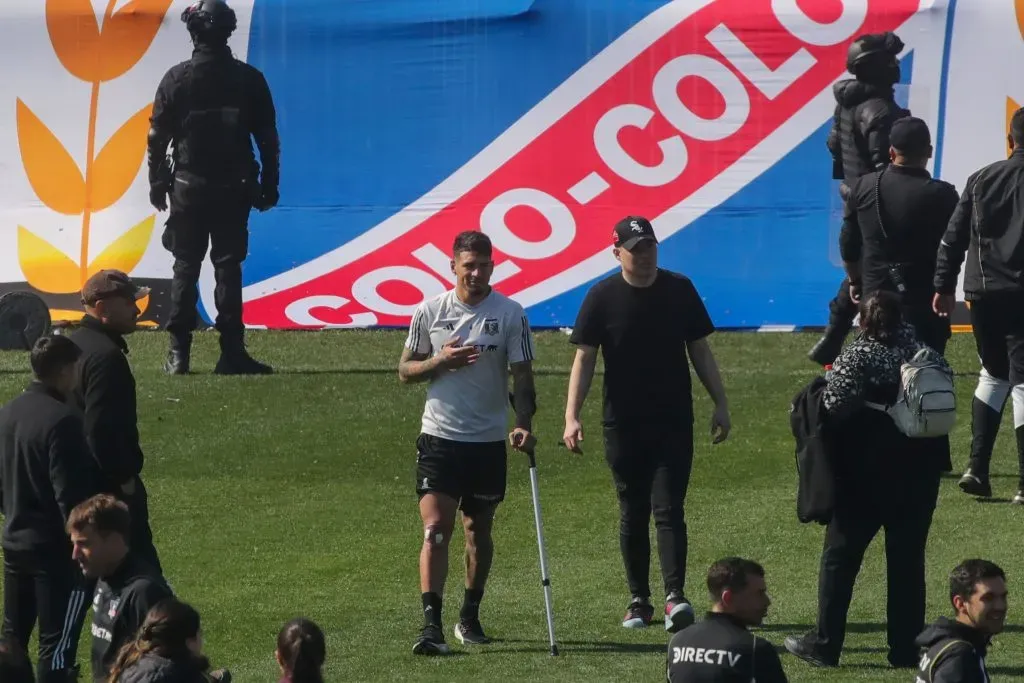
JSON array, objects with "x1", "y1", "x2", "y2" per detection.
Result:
[
  {"x1": 412, "y1": 624, "x2": 450, "y2": 656},
  {"x1": 664, "y1": 592, "x2": 695, "y2": 633},
  {"x1": 622, "y1": 597, "x2": 654, "y2": 629},
  {"x1": 454, "y1": 618, "x2": 491, "y2": 645},
  {"x1": 958, "y1": 469, "x2": 992, "y2": 498},
  {"x1": 784, "y1": 633, "x2": 838, "y2": 667}
]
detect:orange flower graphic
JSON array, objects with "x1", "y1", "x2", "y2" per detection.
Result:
[{"x1": 15, "y1": 0, "x2": 173, "y2": 321}]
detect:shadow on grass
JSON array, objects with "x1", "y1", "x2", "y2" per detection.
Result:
[
  {"x1": 989, "y1": 666, "x2": 1024, "y2": 676},
  {"x1": 476, "y1": 638, "x2": 665, "y2": 655}
]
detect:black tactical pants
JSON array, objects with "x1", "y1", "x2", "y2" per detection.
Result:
[
  {"x1": 826, "y1": 277, "x2": 859, "y2": 331},
  {"x1": 163, "y1": 172, "x2": 254, "y2": 347},
  {"x1": 2, "y1": 547, "x2": 87, "y2": 683}
]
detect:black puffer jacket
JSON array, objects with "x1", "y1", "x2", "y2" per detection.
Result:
[
  {"x1": 114, "y1": 654, "x2": 210, "y2": 683},
  {"x1": 828, "y1": 79, "x2": 909, "y2": 188}
]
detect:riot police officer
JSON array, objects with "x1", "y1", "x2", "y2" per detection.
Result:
[
  {"x1": 808, "y1": 31, "x2": 909, "y2": 367},
  {"x1": 147, "y1": 0, "x2": 280, "y2": 376}
]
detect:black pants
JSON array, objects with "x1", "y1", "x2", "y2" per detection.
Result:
[
  {"x1": 603, "y1": 423, "x2": 694, "y2": 600},
  {"x1": 2, "y1": 548, "x2": 91, "y2": 683},
  {"x1": 903, "y1": 302, "x2": 951, "y2": 356},
  {"x1": 826, "y1": 277, "x2": 859, "y2": 330},
  {"x1": 163, "y1": 171, "x2": 254, "y2": 346},
  {"x1": 968, "y1": 294, "x2": 1024, "y2": 487},
  {"x1": 810, "y1": 414, "x2": 942, "y2": 664}
]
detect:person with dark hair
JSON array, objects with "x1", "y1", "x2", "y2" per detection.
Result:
[
  {"x1": 275, "y1": 618, "x2": 325, "y2": 683},
  {"x1": 564, "y1": 216, "x2": 730, "y2": 633},
  {"x1": 0, "y1": 637, "x2": 35, "y2": 683},
  {"x1": 666, "y1": 558, "x2": 787, "y2": 682},
  {"x1": 107, "y1": 598, "x2": 230, "y2": 683},
  {"x1": 66, "y1": 495, "x2": 172, "y2": 683},
  {"x1": 399, "y1": 230, "x2": 538, "y2": 655},
  {"x1": 0, "y1": 335, "x2": 102, "y2": 683},
  {"x1": 786, "y1": 291, "x2": 950, "y2": 669},
  {"x1": 147, "y1": 0, "x2": 279, "y2": 375},
  {"x1": 809, "y1": 31, "x2": 910, "y2": 367},
  {"x1": 913, "y1": 559, "x2": 1007, "y2": 682},
  {"x1": 937, "y1": 106, "x2": 1024, "y2": 504},
  {"x1": 838, "y1": 117, "x2": 959, "y2": 354}
]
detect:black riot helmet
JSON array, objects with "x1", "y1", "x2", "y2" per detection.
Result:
[
  {"x1": 846, "y1": 32, "x2": 904, "y2": 84},
  {"x1": 181, "y1": 0, "x2": 237, "y2": 45}
]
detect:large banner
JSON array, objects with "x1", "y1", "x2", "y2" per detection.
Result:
[{"x1": 0, "y1": 0, "x2": 1013, "y2": 330}]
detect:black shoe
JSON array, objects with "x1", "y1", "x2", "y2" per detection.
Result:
[
  {"x1": 622, "y1": 596, "x2": 654, "y2": 628},
  {"x1": 808, "y1": 330, "x2": 847, "y2": 367},
  {"x1": 213, "y1": 348, "x2": 274, "y2": 375},
  {"x1": 164, "y1": 348, "x2": 191, "y2": 375},
  {"x1": 454, "y1": 618, "x2": 491, "y2": 645},
  {"x1": 412, "y1": 623, "x2": 450, "y2": 655},
  {"x1": 958, "y1": 469, "x2": 992, "y2": 498},
  {"x1": 784, "y1": 634, "x2": 838, "y2": 667},
  {"x1": 664, "y1": 592, "x2": 696, "y2": 633}
]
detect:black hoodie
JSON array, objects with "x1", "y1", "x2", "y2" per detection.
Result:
[
  {"x1": 827, "y1": 79, "x2": 909, "y2": 188},
  {"x1": 913, "y1": 616, "x2": 992, "y2": 683}
]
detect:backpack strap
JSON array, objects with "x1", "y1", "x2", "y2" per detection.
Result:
[{"x1": 928, "y1": 639, "x2": 973, "y2": 680}]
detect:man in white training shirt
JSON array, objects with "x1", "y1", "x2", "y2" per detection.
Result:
[{"x1": 399, "y1": 230, "x2": 538, "y2": 656}]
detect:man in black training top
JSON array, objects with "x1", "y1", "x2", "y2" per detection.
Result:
[
  {"x1": 936, "y1": 107, "x2": 1024, "y2": 505},
  {"x1": 563, "y1": 216, "x2": 730, "y2": 633},
  {"x1": 0, "y1": 336, "x2": 102, "y2": 683},
  {"x1": 148, "y1": 0, "x2": 280, "y2": 376},
  {"x1": 66, "y1": 495, "x2": 171, "y2": 683},
  {"x1": 914, "y1": 559, "x2": 1007, "y2": 683},
  {"x1": 667, "y1": 557, "x2": 788, "y2": 682}
]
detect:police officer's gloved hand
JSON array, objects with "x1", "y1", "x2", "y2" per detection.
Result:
[
  {"x1": 254, "y1": 185, "x2": 279, "y2": 212},
  {"x1": 149, "y1": 185, "x2": 168, "y2": 212}
]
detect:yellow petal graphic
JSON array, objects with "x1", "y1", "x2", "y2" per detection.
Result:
[
  {"x1": 49, "y1": 309, "x2": 86, "y2": 323},
  {"x1": 16, "y1": 99, "x2": 86, "y2": 216},
  {"x1": 91, "y1": 104, "x2": 154, "y2": 212},
  {"x1": 18, "y1": 226, "x2": 82, "y2": 294},
  {"x1": 1008, "y1": 96, "x2": 1020, "y2": 136},
  {"x1": 1017, "y1": 0, "x2": 1024, "y2": 42},
  {"x1": 87, "y1": 215, "x2": 155, "y2": 277}
]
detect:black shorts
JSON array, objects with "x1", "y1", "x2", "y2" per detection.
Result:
[
  {"x1": 970, "y1": 293, "x2": 1024, "y2": 384},
  {"x1": 415, "y1": 433, "x2": 507, "y2": 514}
]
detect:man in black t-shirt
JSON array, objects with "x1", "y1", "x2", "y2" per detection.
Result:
[{"x1": 563, "y1": 216, "x2": 731, "y2": 633}]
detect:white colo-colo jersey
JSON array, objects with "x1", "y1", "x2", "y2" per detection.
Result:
[{"x1": 405, "y1": 288, "x2": 535, "y2": 443}]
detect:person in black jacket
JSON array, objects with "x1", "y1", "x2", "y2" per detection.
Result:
[
  {"x1": 809, "y1": 31, "x2": 909, "y2": 367},
  {"x1": 107, "y1": 598, "x2": 230, "y2": 683},
  {"x1": 147, "y1": 0, "x2": 279, "y2": 376},
  {"x1": 66, "y1": 270, "x2": 162, "y2": 574},
  {"x1": 0, "y1": 637, "x2": 36, "y2": 683},
  {"x1": 0, "y1": 336, "x2": 102, "y2": 683},
  {"x1": 786, "y1": 292, "x2": 949, "y2": 670},
  {"x1": 65, "y1": 495, "x2": 172, "y2": 683},
  {"x1": 936, "y1": 106, "x2": 1024, "y2": 505},
  {"x1": 667, "y1": 557, "x2": 787, "y2": 682},
  {"x1": 913, "y1": 559, "x2": 1007, "y2": 683}
]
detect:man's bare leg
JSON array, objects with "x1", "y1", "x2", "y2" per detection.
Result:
[{"x1": 414, "y1": 492, "x2": 458, "y2": 655}]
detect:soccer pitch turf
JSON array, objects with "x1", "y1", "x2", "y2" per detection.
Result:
[{"x1": 0, "y1": 329, "x2": 1021, "y2": 682}]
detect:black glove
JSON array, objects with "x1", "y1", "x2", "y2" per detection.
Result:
[
  {"x1": 253, "y1": 185, "x2": 279, "y2": 212},
  {"x1": 149, "y1": 185, "x2": 168, "y2": 212}
]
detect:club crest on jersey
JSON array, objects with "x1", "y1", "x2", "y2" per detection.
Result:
[
  {"x1": 483, "y1": 318, "x2": 499, "y2": 336},
  {"x1": 108, "y1": 598, "x2": 120, "y2": 619}
]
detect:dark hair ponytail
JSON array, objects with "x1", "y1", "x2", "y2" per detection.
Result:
[
  {"x1": 108, "y1": 598, "x2": 207, "y2": 683},
  {"x1": 277, "y1": 618, "x2": 325, "y2": 683},
  {"x1": 859, "y1": 291, "x2": 903, "y2": 344}
]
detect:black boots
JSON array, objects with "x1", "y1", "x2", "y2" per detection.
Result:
[
  {"x1": 164, "y1": 333, "x2": 273, "y2": 375},
  {"x1": 213, "y1": 337, "x2": 274, "y2": 375},
  {"x1": 808, "y1": 322, "x2": 852, "y2": 367},
  {"x1": 164, "y1": 334, "x2": 192, "y2": 375}
]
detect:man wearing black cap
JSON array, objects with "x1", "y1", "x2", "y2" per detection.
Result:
[
  {"x1": 809, "y1": 31, "x2": 910, "y2": 367},
  {"x1": 147, "y1": 0, "x2": 278, "y2": 376},
  {"x1": 838, "y1": 116, "x2": 959, "y2": 354},
  {"x1": 563, "y1": 216, "x2": 730, "y2": 634},
  {"x1": 60, "y1": 270, "x2": 165, "y2": 678},
  {"x1": 936, "y1": 106, "x2": 1024, "y2": 505}
]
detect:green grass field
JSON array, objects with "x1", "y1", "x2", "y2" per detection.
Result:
[{"x1": 0, "y1": 329, "x2": 1021, "y2": 682}]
